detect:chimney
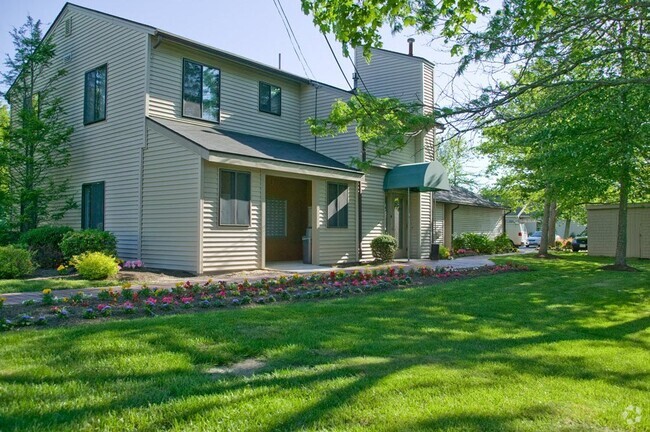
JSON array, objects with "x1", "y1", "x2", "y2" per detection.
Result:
[{"x1": 407, "y1": 38, "x2": 415, "y2": 56}]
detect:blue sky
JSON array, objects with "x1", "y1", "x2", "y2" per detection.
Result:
[
  {"x1": 0, "y1": 0, "x2": 447, "y2": 92},
  {"x1": 1, "y1": 0, "x2": 494, "y2": 185}
]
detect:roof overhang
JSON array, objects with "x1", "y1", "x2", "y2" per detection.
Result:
[{"x1": 384, "y1": 161, "x2": 450, "y2": 192}]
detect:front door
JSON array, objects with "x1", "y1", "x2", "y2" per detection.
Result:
[{"x1": 386, "y1": 192, "x2": 407, "y2": 258}]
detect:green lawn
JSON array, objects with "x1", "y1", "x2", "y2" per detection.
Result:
[
  {"x1": 1, "y1": 255, "x2": 648, "y2": 431},
  {"x1": 0, "y1": 278, "x2": 117, "y2": 294}
]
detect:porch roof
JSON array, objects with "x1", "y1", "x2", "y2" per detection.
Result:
[
  {"x1": 383, "y1": 161, "x2": 450, "y2": 192},
  {"x1": 147, "y1": 117, "x2": 362, "y2": 176}
]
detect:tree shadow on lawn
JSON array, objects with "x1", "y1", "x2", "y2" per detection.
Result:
[{"x1": 1, "y1": 261, "x2": 649, "y2": 431}]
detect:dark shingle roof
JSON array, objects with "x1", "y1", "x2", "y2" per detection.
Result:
[
  {"x1": 148, "y1": 117, "x2": 361, "y2": 174},
  {"x1": 433, "y1": 186, "x2": 505, "y2": 209}
]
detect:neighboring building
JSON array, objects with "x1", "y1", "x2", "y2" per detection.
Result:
[
  {"x1": 431, "y1": 186, "x2": 507, "y2": 249},
  {"x1": 6, "y1": 3, "x2": 449, "y2": 273},
  {"x1": 587, "y1": 203, "x2": 650, "y2": 259}
]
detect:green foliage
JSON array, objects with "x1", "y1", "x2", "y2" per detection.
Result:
[
  {"x1": 493, "y1": 233, "x2": 517, "y2": 254},
  {"x1": 19, "y1": 225, "x2": 72, "y2": 268},
  {"x1": 437, "y1": 135, "x2": 477, "y2": 189},
  {"x1": 1, "y1": 17, "x2": 75, "y2": 232},
  {"x1": 452, "y1": 233, "x2": 496, "y2": 255},
  {"x1": 0, "y1": 221, "x2": 19, "y2": 246},
  {"x1": 0, "y1": 245, "x2": 35, "y2": 279},
  {"x1": 308, "y1": 92, "x2": 438, "y2": 170},
  {"x1": 371, "y1": 234, "x2": 398, "y2": 262},
  {"x1": 70, "y1": 252, "x2": 119, "y2": 280},
  {"x1": 60, "y1": 230, "x2": 117, "y2": 260},
  {"x1": 438, "y1": 245, "x2": 450, "y2": 259}
]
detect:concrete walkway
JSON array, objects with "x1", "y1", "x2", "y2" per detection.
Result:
[{"x1": 2, "y1": 251, "x2": 528, "y2": 305}]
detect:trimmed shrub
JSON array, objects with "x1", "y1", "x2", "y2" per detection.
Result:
[
  {"x1": 0, "y1": 246, "x2": 36, "y2": 279},
  {"x1": 452, "y1": 233, "x2": 496, "y2": 255},
  {"x1": 371, "y1": 234, "x2": 398, "y2": 262},
  {"x1": 493, "y1": 233, "x2": 517, "y2": 254},
  {"x1": 19, "y1": 226, "x2": 73, "y2": 268},
  {"x1": 60, "y1": 230, "x2": 117, "y2": 260},
  {"x1": 439, "y1": 245, "x2": 451, "y2": 259},
  {"x1": 71, "y1": 252, "x2": 119, "y2": 280}
]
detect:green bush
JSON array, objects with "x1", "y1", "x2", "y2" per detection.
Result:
[
  {"x1": 452, "y1": 233, "x2": 496, "y2": 255},
  {"x1": 0, "y1": 221, "x2": 19, "y2": 246},
  {"x1": 19, "y1": 226, "x2": 73, "y2": 268},
  {"x1": 60, "y1": 230, "x2": 117, "y2": 260},
  {"x1": 0, "y1": 245, "x2": 36, "y2": 279},
  {"x1": 371, "y1": 234, "x2": 398, "y2": 262},
  {"x1": 493, "y1": 233, "x2": 517, "y2": 254},
  {"x1": 71, "y1": 252, "x2": 119, "y2": 280},
  {"x1": 439, "y1": 245, "x2": 451, "y2": 259}
]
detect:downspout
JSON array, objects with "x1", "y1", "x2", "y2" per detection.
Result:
[
  {"x1": 451, "y1": 204, "x2": 460, "y2": 241},
  {"x1": 357, "y1": 141, "x2": 366, "y2": 262},
  {"x1": 503, "y1": 210, "x2": 512, "y2": 235}
]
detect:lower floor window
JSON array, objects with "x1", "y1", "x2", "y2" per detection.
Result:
[
  {"x1": 327, "y1": 182, "x2": 348, "y2": 228},
  {"x1": 220, "y1": 170, "x2": 251, "y2": 226},
  {"x1": 82, "y1": 182, "x2": 105, "y2": 230}
]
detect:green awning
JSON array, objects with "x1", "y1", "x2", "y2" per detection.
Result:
[{"x1": 383, "y1": 161, "x2": 450, "y2": 192}]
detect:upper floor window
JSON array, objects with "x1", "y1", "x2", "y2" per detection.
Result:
[
  {"x1": 327, "y1": 182, "x2": 348, "y2": 228},
  {"x1": 259, "y1": 82, "x2": 281, "y2": 115},
  {"x1": 183, "y1": 59, "x2": 220, "y2": 122},
  {"x1": 84, "y1": 64, "x2": 107, "y2": 125}
]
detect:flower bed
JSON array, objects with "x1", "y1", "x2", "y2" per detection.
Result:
[{"x1": 0, "y1": 264, "x2": 528, "y2": 331}]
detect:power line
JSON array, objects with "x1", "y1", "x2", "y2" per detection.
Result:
[
  {"x1": 323, "y1": 33, "x2": 353, "y2": 90},
  {"x1": 272, "y1": 0, "x2": 315, "y2": 79}
]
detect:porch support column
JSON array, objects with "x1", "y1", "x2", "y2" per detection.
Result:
[{"x1": 407, "y1": 188, "x2": 411, "y2": 261}]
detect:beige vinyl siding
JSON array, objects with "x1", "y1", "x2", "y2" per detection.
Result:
[
  {"x1": 453, "y1": 206, "x2": 504, "y2": 239},
  {"x1": 354, "y1": 48, "x2": 424, "y2": 168},
  {"x1": 417, "y1": 192, "x2": 432, "y2": 258},
  {"x1": 149, "y1": 40, "x2": 301, "y2": 143},
  {"x1": 142, "y1": 127, "x2": 200, "y2": 271},
  {"x1": 431, "y1": 201, "x2": 444, "y2": 244},
  {"x1": 22, "y1": 6, "x2": 150, "y2": 259},
  {"x1": 587, "y1": 204, "x2": 650, "y2": 258},
  {"x1": 422, "y1": 62, "x2": 436, "y2": 162},
  {"x1": 299, "y1": 84, "x2": 360, "y2": 166},
  {"x1": 316, "y1": 180, "x2": 357, "y2": 264},
  {"x1": 360, "y1": 167, "x2": 387, "y2": 260},
  {"x1": 202, "y1": 162, "x2": 263, "y2": 272}
]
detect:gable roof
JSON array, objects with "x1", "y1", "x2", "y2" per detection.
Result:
[
  {"x1": 434, "y1": 186, "x2": 505, "y2": 209},
  {"x1": 147, "y1": 117, "x2": 362, "y2": 175}
]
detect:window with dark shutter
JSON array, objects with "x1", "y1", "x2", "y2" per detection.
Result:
[
  {"x1": 81, "y1": 182, "x2": 105, "y2": 230},
  {"x1": 327, "y1": 182, "x2": 348, "y2": 228}
]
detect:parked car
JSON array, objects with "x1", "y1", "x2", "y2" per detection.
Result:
[
  {"x1": 506, "y1": 220, "x2": 528, "y2": 247},
  {"x1": 527, "y1": 231, "x2": 562, "y2": 247},
  {"x1": 572, "y1": 230, "x2": 588, "y2": 252}
]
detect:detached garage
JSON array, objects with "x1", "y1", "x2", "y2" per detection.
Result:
[
  {"x1": 432, "y1": 186, "x2": 507, "y2": 249},
  {"x1": 587, "y1": 203, "x2": 650, "y2": 259}
]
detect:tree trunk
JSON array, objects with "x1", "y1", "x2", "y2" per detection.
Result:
[
  {"x1": 549, "y1": 201, "x2": 557, "y2": 247},
  {"x1": 539, "y1": 190, "x2": 551, "y2": 256},
  {"x1": 614, "y1": 167, "x2": 630, "y2": 267},
  {"x1": 563, "y1": 217, "x2": 572, "y2": 239}
]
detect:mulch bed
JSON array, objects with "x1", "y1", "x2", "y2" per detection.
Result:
[{"x1": 0, "y1": 263, "x2": 529, "y2": 331}]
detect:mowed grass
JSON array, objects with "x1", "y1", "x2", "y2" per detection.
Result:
[
  {"x1": 1, "y1": 255, "x2": 648, "y2": 432},
  {"x1": 0, "y1": 278, "x2": 117, "y2": 294}
]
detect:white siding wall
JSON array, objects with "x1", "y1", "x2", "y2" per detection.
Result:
[
  {"x1": 202, "y1": 162, "x2": 263, "y2": 272},
  {"x1": 142, "y1": 128, "x2": 200, "y2": 271},
  {"x1": 431, "y1": 200, "x2": 445, "y2": 244},
  {"x1": 453, "y1": 206, "x2": 504, "y2": 239},
  {"x1": 20, "y1": 6, "x2": 150, "y2": 259},
  {"x1": 418, "y1": 192, "x2": 432, "y2": 258},
  {"x1": 299, "y1": 84, "x2": 361, "y2": 166},
  {"x1": 360, "y1": 168, "x2": 387, "y2": 260},
  {"x1": 149, "y1": 41, "x2": 301, "y2": 143},
  {"x1": 422, "y1": 62, "x2": 436, "y2": 162},
  {"x1": 316, "y1": 180, "x2": 358, "y2": 264}
]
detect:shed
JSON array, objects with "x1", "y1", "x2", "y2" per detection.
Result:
[{"x1": 586, "y1": 203, "x2": 650, "y2": 259}]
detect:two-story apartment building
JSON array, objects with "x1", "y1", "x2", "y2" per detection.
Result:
[{"x1": 7, "y1": 3, "x2": 449, "y2": 273}]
